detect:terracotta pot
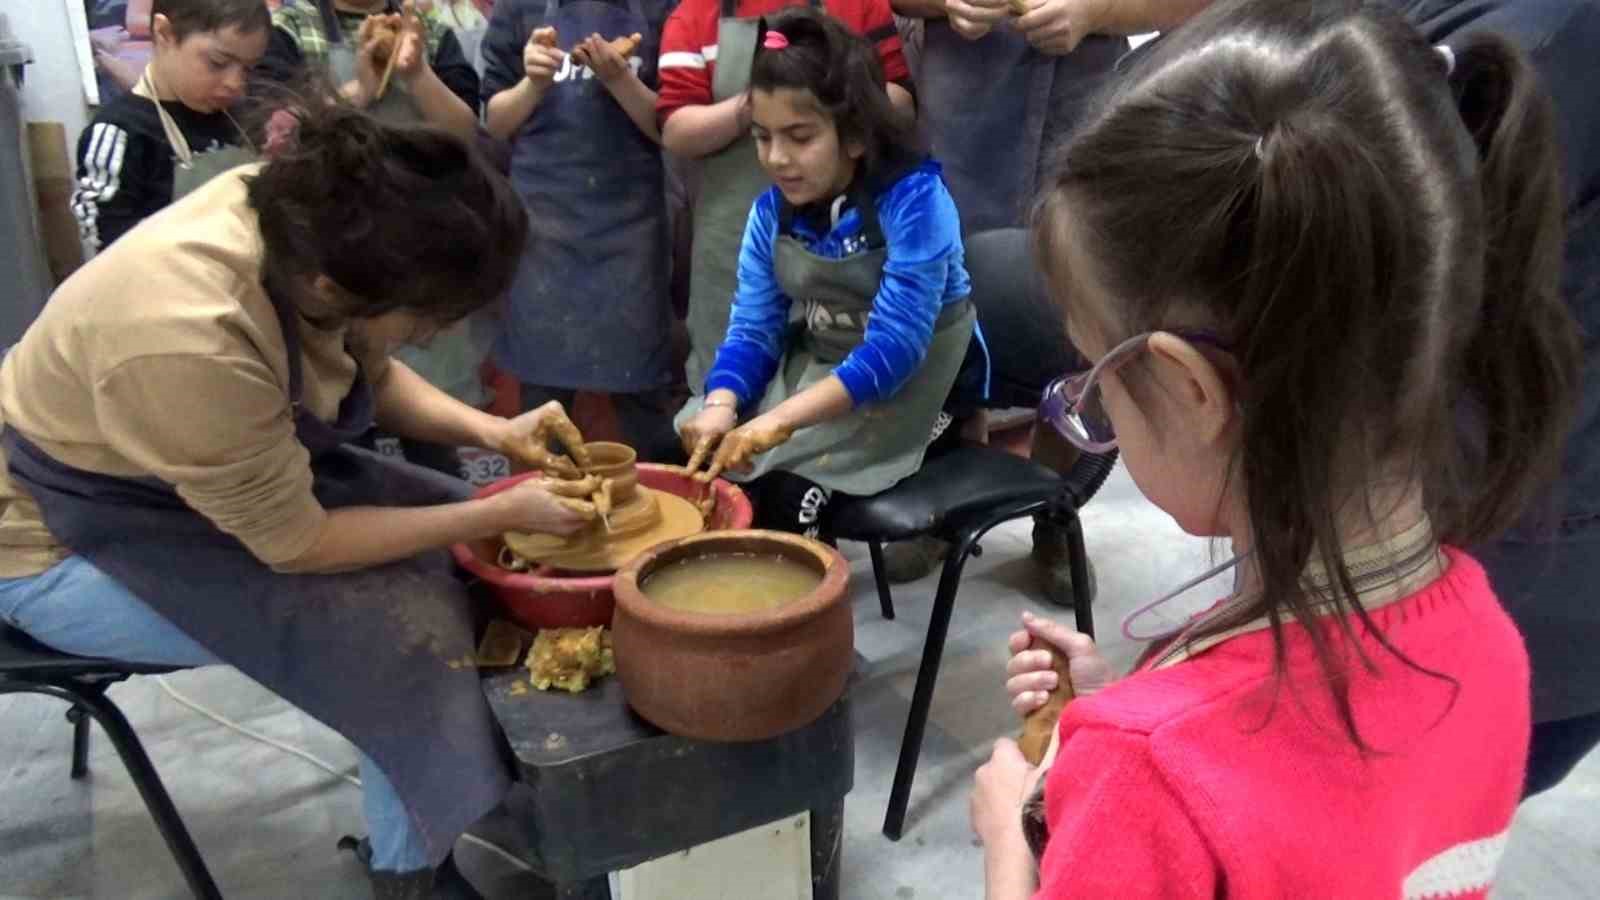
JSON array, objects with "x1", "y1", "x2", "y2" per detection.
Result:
[
  {"x1": 583, "y1": 441, "x2": 638, "y2": 502},
  {"x1": 451, "y1": 465, "x2": 753, "y2": 630},
  {"x1": 612, "y1": 530, "x2": 853, "y2": 742}
]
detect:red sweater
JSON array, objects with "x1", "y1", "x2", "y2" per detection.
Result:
[
  {"x1": 1038, "y1": 549, "x2": 1528, "y2": 899},
  {"x1": 655, "y1": 0, "x2": 907, "y2": 124}
]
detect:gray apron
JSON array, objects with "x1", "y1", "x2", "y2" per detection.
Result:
[
  {"x1": 134, "y1": 68, "x2": 257, "y2": 200},
  {"x1": 683, "y1": 0, "x2": 821, "y2": 391},
  {"x1": 492, "y1": 0, "x2": 673, "y2": 392},
  {"x1": 1, "y1": 290, "x2": 510, "y2": 865},
  {"x1": 916, "y1": 22, "x2": 1125, "y2": 232},
  {"x1": 318, "y1": 0, "x2": 496, "y2": 405},
  {"x1": 680, "y1": 189, "x2": 975, "y2": 495}
]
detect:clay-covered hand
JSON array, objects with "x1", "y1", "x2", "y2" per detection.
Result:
[
  {"x1": 575, "y1": 34, "x2": 630, "y2": 85},
  {"x1": 353, "y1": 16, "x2": 391, "y2": 102},
  {"x1": 680, "y1": 405, "x2": 738, "y2": 478},
  {"x1": 1014, "y1": 0, "x2": 1101, "y2": 55},
  {"x1": 391, "y1": 4, "x2": 431, "y2": 84},
  {"x1": 523, "y1": 33, "x2": 564, "y2": 87},
  {"x1": 698, "y1": 416, "x2": 793, "y2": 483},
  {"x1": 491, "y1": 401, "x2": 593, "y2": 478},
  {"x1": 1006, "y1": 611, "x2": 1114, "y2": 716},
  {"x1": 497, "y1": 478, "x2": 596, "y2": 536},
  {"x1": 539, "y1": 474, "x2": 600, "y2": 498}
]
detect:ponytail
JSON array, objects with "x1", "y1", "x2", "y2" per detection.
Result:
[{"x1": 1446, "y1": 33, "x2": 1581, "y2": 543}]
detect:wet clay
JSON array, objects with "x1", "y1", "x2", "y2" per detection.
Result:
[
  {"x1": 1018, "y1": 643, "x2": 1074, "y2": 766},
  {"x1": 643, "y1": 554, "x2": 821, "y2": 615}
]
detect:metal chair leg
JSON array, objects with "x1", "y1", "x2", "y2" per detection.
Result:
[
  {"x1": 67, "y1": 704, "x2": 90, "y2": 779},
  {"x1": 882, "y1": 531, "x2": 979, "y2": 841},
  {"x1": 868, "y1": 541, "x2": 895, "y2": 620},
  {"x1": 1065, "y1": 514, "x2": 1094, "y2": 640},
  {"x1": 66, "y1": 686, "x2": 223, "y2": 899}
]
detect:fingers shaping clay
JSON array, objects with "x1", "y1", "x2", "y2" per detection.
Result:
[
  {"x1": 609, "y1": 32, "x2": 643, "y2": 57},
  {"x1": 1017, "y1": 643, "x2": 1075, "y2": 766},
  {"x1": 531, "y1": 26, "x2": 559, "y2": 48}
]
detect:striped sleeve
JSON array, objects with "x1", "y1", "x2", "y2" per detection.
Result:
[
  {"x1": 72, "y1": 122, "x2": 132, "y2": 254},
  {"x1": 655, "y1": 0, "x2": 716, "y2": 124}
]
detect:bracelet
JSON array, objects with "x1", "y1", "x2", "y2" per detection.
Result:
[{"x1": 704, "y1": 397, "x2": 738, "y2": 411}]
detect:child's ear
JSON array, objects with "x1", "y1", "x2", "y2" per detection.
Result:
[
  {"x1": 1147, "y1": 332, "x2": 1236, "y2": 446},
  {"x1": 151, "y1": 14, "x2": 179, "y2": 52}
]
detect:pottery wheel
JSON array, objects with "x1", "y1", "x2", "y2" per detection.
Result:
[{"x1": 503, "y1": 488, "x2": 705, "y2": 574}]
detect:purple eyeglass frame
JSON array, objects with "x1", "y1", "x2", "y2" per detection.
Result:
[{"x1": 1039, "y1": 330, "x2": 1231, "y2": 452}]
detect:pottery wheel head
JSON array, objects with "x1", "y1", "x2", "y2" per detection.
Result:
[{"x1": 503, "y1": 488, "x2": 705, "y2": 573}]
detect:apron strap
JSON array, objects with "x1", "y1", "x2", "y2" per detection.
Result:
[
  {"x1": 265, "y1": 284, "x2": 309, "y2": 410},
  {"x1": 776, "y1": 184, "x2": 887, "y2": 250},
  {"x1": 721, "y1": 0, "x2": 737, "y2": 19},
  {"x1": 134, "y1": 69, "x2": 195, "y2": 167}
]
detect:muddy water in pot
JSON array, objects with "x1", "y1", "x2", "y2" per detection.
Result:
[{"x1": 643, "y1": 554, "x2": 822, "y2": 615}]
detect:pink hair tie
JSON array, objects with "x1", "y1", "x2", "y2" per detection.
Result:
[{"x1": 763, "y1": 31, "x2": 789, "y2": 50}]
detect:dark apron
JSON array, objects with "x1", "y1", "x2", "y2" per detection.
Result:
[
  {"x1": 2, "y1": 291, "x2": 510, "y2": 865},
  {"x1": 683, "y1": 0, "x2": 821, "y2": 392},
  {"x1": 679, "y1": 188, "x2": 974, "y2": 495},
  {"x1": 916, "y1": 22, "x2": 1125, "y2": 232},
  {"x1": 316, "y1": 0, "x2": 495, "y2": 404},
  {"x1": 493, "y1": 0, "x2": 673, "y2": 392}
]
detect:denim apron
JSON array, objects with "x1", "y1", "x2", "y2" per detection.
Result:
[{"x1": 1, "y1": 285, "x2": 511, "y2": 864}]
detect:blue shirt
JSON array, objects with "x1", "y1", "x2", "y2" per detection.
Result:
[{"x1": 705, "y1": 160, "x2": 975, "y2": 408}]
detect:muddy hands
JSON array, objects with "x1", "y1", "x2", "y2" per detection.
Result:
[{"x1": 493, "y1": 401, "x2": 593, "y2": 478}]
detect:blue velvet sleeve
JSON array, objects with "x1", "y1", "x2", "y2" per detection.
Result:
[
  {"x1": 833, "y1": 172, "x2": 966, "y2": 406},
  {"x1": 704, "y1": 191, "x2": 791, "y2": 406}
]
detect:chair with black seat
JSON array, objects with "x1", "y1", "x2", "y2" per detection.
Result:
[
  {"x1": 828, "y1": 228, "x2": 1118, "y2": 840},
  {"x1": 0, "y1": 624, "x2": 221, "y2": 899}
]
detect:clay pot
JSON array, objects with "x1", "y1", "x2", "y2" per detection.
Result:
[
  {"x1": 612, "y1": 530, "x2": 853, "y2": 742},
  {"x1": 584, "y1": 441, "x2": 638, "y2": 502}
]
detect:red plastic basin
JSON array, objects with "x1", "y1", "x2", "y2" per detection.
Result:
[{"x1": 451, "y1": 465, "x2": 753, "y2": 630}]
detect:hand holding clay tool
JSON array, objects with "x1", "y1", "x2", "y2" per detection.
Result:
[
  {"x1": 1017, "y1": 639, "x2": 1075, "y2": 766},
  {"x1": 374, "y1": 1, "x2": 418, "y2": 101},
  {"x1": 593, "y1": 478, "x2": 615, "y2": 533}
]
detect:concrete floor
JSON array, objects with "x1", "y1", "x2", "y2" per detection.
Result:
[{"x1": 2, "y1": 464, "x2": 1596, "y2": 899}]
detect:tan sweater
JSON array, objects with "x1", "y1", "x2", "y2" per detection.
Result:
[{"x1": 0, "y1": 166, "x2": 386, "y2": 577}]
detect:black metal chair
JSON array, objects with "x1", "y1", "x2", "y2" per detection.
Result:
[
  {"x1": 827, "y1": 228, "x2": 1118, "y2": 840},
  {"x1": 0, "y1": 624, "x2": 221, "y2": 899}
]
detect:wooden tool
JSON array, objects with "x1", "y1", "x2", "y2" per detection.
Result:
[
  {"x1": 1017, "y1": 642, "x2": 1074, "y2": 765},
  {"x1": 373, "y1": 2, "x2": 416, "y2": 101}
]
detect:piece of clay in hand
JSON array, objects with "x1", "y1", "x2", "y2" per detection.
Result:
[
  {"x1": 531, "y1": 26, "x2": 559, "y2": 48},
  {"x1": 608, "y1": 32, "x2": 643, "y2": 57},
  {"x1": 1018, "y1": 642, "x2": 1074, "y2": 766}
]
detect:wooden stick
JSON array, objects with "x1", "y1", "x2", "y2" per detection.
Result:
[{"x1": 1017, "y1": 642, "x2": 1074, "y2": 765}]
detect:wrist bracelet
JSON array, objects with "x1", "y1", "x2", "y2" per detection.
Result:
[{"x1": 704, "y1": 397, "x2": 737, "y2": 410}]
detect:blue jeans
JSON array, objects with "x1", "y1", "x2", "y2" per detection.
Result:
[{"x1": 0, "y1": 556, "x2": 431, "y2": 874}]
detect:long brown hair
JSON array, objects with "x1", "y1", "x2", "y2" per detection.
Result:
[{"x1": 1035, "y1": 0, "x2": 1580, "y2": 743}]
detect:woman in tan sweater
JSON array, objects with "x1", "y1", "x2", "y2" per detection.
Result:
[{"x1": 0, "y1": 104, "x2": 586, "y2": 898}]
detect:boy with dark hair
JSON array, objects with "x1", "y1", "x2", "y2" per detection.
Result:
[{"x1": 72, "y1": 0, "x2": 271, "y2": 252}]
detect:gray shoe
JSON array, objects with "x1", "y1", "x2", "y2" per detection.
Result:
[
  {"x1": 881, "y1": 535, "x2": 951, "y2": 584},
  {"x1": 1031, "y1": 518, "x2": 1097, "y2": 609}
]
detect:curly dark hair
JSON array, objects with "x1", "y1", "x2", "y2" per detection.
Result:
[
  {"x1": 245, "y1": 102, "x2": 528, "y2": 324},
  {"x1": 750, "y1": 7, "x2": 921, "y2": 179}
]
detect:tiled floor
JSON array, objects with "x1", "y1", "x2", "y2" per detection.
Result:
[{"x1": 2, "y1": 465, "x2": 1596, "y2": 898}]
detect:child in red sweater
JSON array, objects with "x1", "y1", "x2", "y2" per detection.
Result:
[{"x1": 967, "y1": 0, "x2": 1583, "y2": 897}]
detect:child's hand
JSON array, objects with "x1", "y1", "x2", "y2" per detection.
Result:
[
  {"x1": 575, "y1": 34, "x2": 632, "y2": 86},
  {"x1": 681, "y1": 405, "x2": 739, "y2": 476},
  {"x1": 945, "y1": 0, "x2": 1012, "y2": 38},
  {"x1": 1014, "y1": 0, "x2": 1100, "y2": 55},
  {"x1": 698, "y1": 415, "x2": 793, "y2": 482},
  {"x1": 391, "y1": 7, "x2": 432, "y2": 84},
  {"x1": 1007, "y1": 611, "x2": 1114, "y2": 715},
  {"x1": 353, "y1": 17, "x2": 389, "y2": 102},
  {"x1": 969, "y1": 738, "x2": 1038, "y2": 853},
  {"x1": 523, "y1": 39, "x2": 564, "y2": 87}
]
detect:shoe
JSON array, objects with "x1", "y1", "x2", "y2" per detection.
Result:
[
  {"x1": 342, "y1": 835, "x2": 486, "y2": 900},
  {"x1": 1031, "y1": 518, "x2": 1097, "y2": 609},
  {"x1": 880, "y1": 535, "x2": 950, "y2": 584}
]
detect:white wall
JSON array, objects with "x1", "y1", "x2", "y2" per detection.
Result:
[{"x1": 1, "y1": 0, "x2": 93, "y2": 147}]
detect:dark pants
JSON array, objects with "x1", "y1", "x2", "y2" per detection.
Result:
[
  {"x1": 1525, "y1": 710, "x2": 1600, "y2": 798},
  {"x1": 520, "y1": 384, "x2": 683, "y2": 466}
]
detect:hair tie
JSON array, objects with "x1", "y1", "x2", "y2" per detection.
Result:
[
  {"x1": 763, "y1": 31, "x2": 789, "y2": 50},
  {"x1": 1435, "y1": 44, "x2": 1455, "y2": 75}
]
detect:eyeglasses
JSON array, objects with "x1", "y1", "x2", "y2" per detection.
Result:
[{"x1": 1039, "y1": 330, "x2": 1230, "y2": 452}]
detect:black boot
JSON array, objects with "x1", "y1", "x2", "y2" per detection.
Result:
[
  {"x1": 342, "y1": 835, "x2": 486, "y2": 900},
  {"x1": 1030, "y1": 517, "x2": 1097, "y2": 609}
]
